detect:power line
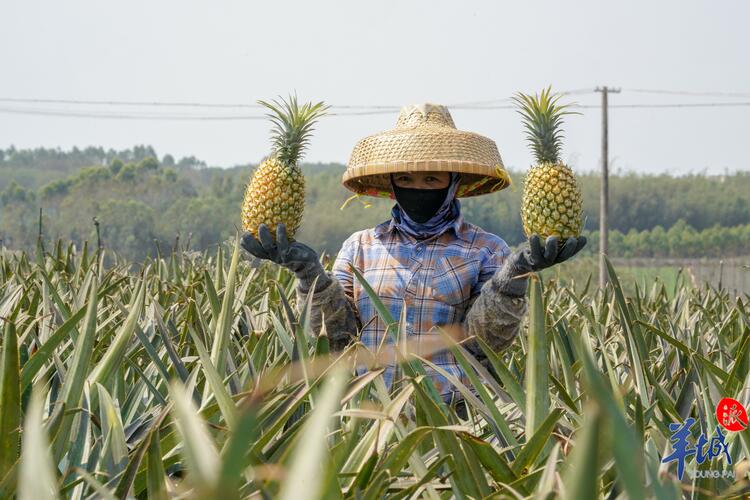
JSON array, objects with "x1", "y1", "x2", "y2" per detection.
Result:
[
  {"x1": 0, "y1": 105, "x2": 401, "y2": 120},
  {"x1": 0, "y1": 96, "x2": 403, "y2": 110},
  {"x1": 624, "y1": 88, "x2": 750, "y2": 98},
  {"x1": 0, "y1": 90, "x2": 598, "y2": 111},
  {"x1": 1, "y1": 88, "x2": 748, "y2": 111},
  {"x1": 600, "y1": 102, "x2": 750, "y2": 109},
  {"x1": 1, "y1": 98, "x2": 749, "y2": 121},
  {"x1": 0, "y1": 97, "x2": 264, "y2": 109},
  {"x1": 462, "y1": 102, "x2": 750, "y2": 110},
  {"x1": 446, "y1": 89, "x2": 595, "y2": 108},
  {"x1": 0, "y1": 89, "x2": 598, "y2": 111},
  {"x1": 0, "y1": 106, "x2": 267, "y2": 120},
  {"x1": 469, "y1": 101, "x2": 750, "y2": 110}
]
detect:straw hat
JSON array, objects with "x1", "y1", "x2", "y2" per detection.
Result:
[{"x1": 343, "y1": 103, "x2": 510, "y2": 198}]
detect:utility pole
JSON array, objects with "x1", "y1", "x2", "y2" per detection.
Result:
[{"x1": 595, "y1": 86, "x2": 620, "y2": 288}]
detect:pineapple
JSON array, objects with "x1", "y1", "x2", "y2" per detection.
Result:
[
  {"x1": 241, "y1": 95, "x2": 328, "y2": 240},
  {"x1": 514, "y1": 87, "x2": 583, "y2": 240}
]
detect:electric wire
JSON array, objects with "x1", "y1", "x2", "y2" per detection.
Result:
[
  {"x1": 624, "y1": 88, "x2": 750, "y2": 98},
  {"x1": 0, "y1": 106, "x2": 268, "y2": 120},
  {"x1": 0, "y1": 88, "x2": 597, "y2": 110},
  {"x1": 0, "y1": 88, "x2": 749, "y2": 120},
  {"x1": 468, "y1": 102, "x2": 750, "y2": 110},
  {"x1": 0, "y1": 97, "x2": 403, "y2": 110}
]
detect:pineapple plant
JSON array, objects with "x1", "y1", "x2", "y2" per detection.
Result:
[
  {"x1": 514, "y1": 87, "x2": 583, "y2": 240},
  {"x1": 3, "y1": 240, "x2": 748, "y2": 498},
  {"x1": 241, "y1": 95, "x2": 328, "y2": 239}
]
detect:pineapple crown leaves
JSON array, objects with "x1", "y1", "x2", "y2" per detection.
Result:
[
  {"x1": 512, "y1": 86, "x2": 580, "y2": 165},
  {"x1": 258, "y1": 94, "x2": 329, "y2": 167}
]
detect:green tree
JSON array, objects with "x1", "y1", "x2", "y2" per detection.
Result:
[
  {"x1": 96, "y1": 200, "x2": 156, "y2": 260},
  {"x1": 109, "y1": 158, "x2": 124, "y2": 175},
  {"x1": 137, "y1": 156, "x2": 159, "y2": 172}
]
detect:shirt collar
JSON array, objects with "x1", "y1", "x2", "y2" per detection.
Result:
[{"x1": 373, "y1": 213, "x2": 470, "y2": 242}]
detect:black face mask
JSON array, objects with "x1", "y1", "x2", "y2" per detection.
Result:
[{"x1": 392, "y1": 183, "x2": 450, "y2": 223}]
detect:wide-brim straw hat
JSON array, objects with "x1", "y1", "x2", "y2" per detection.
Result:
[{"x1": 343, "y1": 103, "x2": 511, "y2": 198}]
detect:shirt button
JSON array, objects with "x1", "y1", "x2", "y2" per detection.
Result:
[{"x1": 416, "y1": 245, "x2": 424, "y2": 253}]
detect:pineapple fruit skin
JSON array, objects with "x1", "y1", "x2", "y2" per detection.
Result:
[
  {"x1": 521, "y1": 162, "x2": 583, "y2": 239},
  {"x1": 241, "y1": 157, "x2": 305, "y2": 239}
]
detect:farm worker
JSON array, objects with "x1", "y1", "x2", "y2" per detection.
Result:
[{"x1": 241, "y1": 104, "x2": 586, "y2": 412}]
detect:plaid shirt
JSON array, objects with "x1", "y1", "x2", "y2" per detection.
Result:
[{"x1": 332, "y1": 213, "x2": 511, "y2": 399}]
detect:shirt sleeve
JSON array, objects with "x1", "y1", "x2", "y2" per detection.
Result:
[
  {"x1": 295, "y1": 233, "x2": 361, "y2": 351},
  {"x1": 463, "y1": 238, "x2": 526, "y2": 364},
  {"x1": 471, "y1": 238, "x2": 511, "y2": 297},
  {"x1": 332, "y1": 233, "x2": 357, "y2": 302}
]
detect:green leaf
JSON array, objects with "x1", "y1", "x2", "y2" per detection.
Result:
[
  {"x1": 388, "y1": 455, "x2": 450, "y2": 500},
  {"x1": 63, "y1": 387, "x2": 91, "y2": 498},
  {"x1": 203, "y1": 270, "x2": 221, "y2": 319},
  {"x1": 0, "y1": 319, "x2": 21, "y2": 480},
  {"x1": 75, "y1": 468, "x2": 116, "y2": 500},
  {"x1": 114, "y1": 407, "x2": 169, "y2": 499},
  {"x1": 579, "y1": 341, "x2": 646, "y2": 499},
  {"x1": 19, "y1": 387, "x2": 59, "y2": 500},
  {"x1": 350, "y1": 450, "x2": 379, "y2": 493},
  {"x1": 379, "y1": 427, "x2": 432, "y2": 477},
  {"x1": 187, "y1": 326, "x2": 237, "y2": 430},
  {"x1": 562, "y1": 401, "x2": 602, "y2": 500},
  {"x1": 410, "y1": 378, "x2": 489, "y2": 498},
  {"x1": 341, "y1": 384, "x2": 414, "y2": 484},
  {"x1": 605, "y1": 257, "x2": 649, "y2": 406},
  {"x1": 209, "y1": 236, "x2": 240, "y2": 376},
  {"x1": 53, "y1": 279, "x2": 99, "y2": 460},
  {"x1": 146, "y1": 422, "x2": 168, "y2": 500},
  {"x1": 512, "y1": 408, "x2": 563, "y2": 476},
  {"x1": 535, "y1": 442, "x2": 561, "y2": 499},
  {"x1": 217, "y1": 396, "x2": 261, "y2": 499},
  {"x1": 88, "y1": 279, "x2": 146, "y2": 388},
  {"x1": 526, "y1": 275, "x2": 550, "y2": 437},
  {"x1": 279, "y1": 367, "x2": 348, "y2": 500},
  {"x1": 447, "y1": 335, "x2": 519, "y2": 451},
  {"x1": 169, "y1": 380, "x2": 220, "y2": 492},
  {"x1": 458, "y1": 432, "x2": 521, "y2": 488},
  {"x1": 477, "y1": 336, "x2": 526, "y2": 409},
  {"x1": 20, "y1": 299, "x2": 87, "y2": 391},
  {"x1": 96, "y1": 384, "x2": 129, "y2": 480}
]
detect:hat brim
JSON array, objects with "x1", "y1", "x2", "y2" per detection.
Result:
[
  {"x1": 343, "y1": 126, "x2": 511, "y2": 198},
  {"x1": 342, "y1": 160, "x2": 511, "y2": 198}
]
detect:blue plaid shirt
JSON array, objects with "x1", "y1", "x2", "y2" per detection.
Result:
[{"x1": 332, "y1": 213, "x2": 511, "y2": 399}]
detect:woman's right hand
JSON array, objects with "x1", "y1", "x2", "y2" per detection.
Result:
[{"x1": 241, "y1": 223, "x2": 331, "y2": 292}]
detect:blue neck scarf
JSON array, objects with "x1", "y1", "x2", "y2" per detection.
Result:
[{"x1": 391, "y1": 173, "x2": 462, "y2": 240}]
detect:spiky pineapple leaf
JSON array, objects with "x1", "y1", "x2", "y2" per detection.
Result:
[
  {"x1": 0, "y1": 319, "x2": 21, "y2": 481},
  {"x1": 278, "y1": 367, "x2": 347, "y2": 500},
  {"x1": 19, "y1": 387, "x2": 58, "y2": 500},
  {"x1": 513, "y1": 86, "x2": 579, "y2": 165},
  {"x1": 258, "y1": 94, "x2": 329, "y2": 167}
]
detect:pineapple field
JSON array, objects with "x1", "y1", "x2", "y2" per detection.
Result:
[{"x1": 0, "y1": 239, "x2": 749, "y2": 499}]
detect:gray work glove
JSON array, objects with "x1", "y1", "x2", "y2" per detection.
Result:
[
  {"x1": 240, "y1": 223, "x2": 331, "y2": 293},
  {"x1": 493, "y1": 234, "x2": 587, "y2": 297}
]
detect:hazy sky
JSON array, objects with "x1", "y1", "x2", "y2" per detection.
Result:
[{"x1": 1, "y1": 1, "x2": 747, "y2": 174}]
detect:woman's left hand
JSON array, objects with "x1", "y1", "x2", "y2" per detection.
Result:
[
  {"x1": 523, "y1": 234, "x2": 587, "y2": 272},
  {"x1": 492, "y1": 234, "x2": 587, "y2": 297}
]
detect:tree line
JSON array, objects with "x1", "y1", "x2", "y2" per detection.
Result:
[
  {"x1": 583, "y1": 221, "x2": 750, "y2": 259},
  {"x1": 0, "y1": 146, "x2": 748, "y2": 261}
]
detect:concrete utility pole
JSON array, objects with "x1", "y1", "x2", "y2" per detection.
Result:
[{"x1": 595, "y1": 86, "x2": 620, "y2": 288}]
